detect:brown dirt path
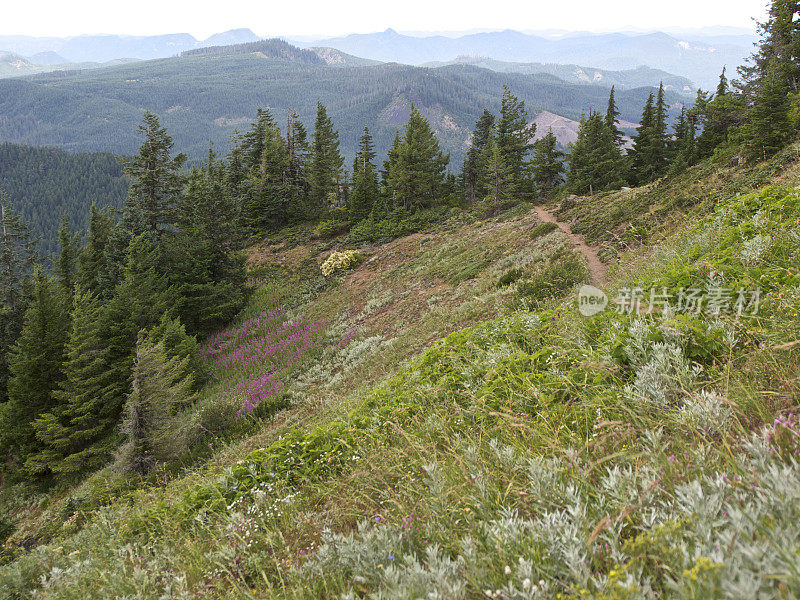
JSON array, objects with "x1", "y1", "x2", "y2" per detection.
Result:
[{"x1": 533, "y1": 205, "x2": 608, "y2": 286}]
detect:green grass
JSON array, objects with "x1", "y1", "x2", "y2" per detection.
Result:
[{"x1": 2, "y1": 166, "x2": 800, "y2": 599}]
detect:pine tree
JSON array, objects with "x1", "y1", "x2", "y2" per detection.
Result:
[
  {"x1": 629, "y1": 93, "x2": 659, "y2": 184},
  {"x1": 121, "y1": 113, "x2": 187, "y2": 237},
  {"x1": 747, "y1": 57, "x2": 793, "y2": 158},
  {"x1": 381, "y1": 131, "x2": 403, "y2": 213},
  {"x1": 696, "y1": 68, "x2": 745, "y2": 157},
  {"x1": 29, "y1": 291, "x2": 118, "y2": 478},
  {"x1": 309, "y1": 102, "x2": 344, "y2": 217},
  {"x1": 485, "y1": 132, "x2": 512, "y2": 206},
  {"x1": 0, "y1": 199, "x2": 37, "y2": 407},
  {"x1": 116, "y1": 334, "x2": 196, "y2": 474},
  {"x1": 286, "y1": 110, "x2": 311, "y2": 221},
  {"x1": 171, "y1": 154, "x2": 247, "y2": 336},
  {"x1": 96, "y1": 234, "x2": 174, "y2": 449},
  {"x1": 604, "y1": 85, "x2": 624, "y2": 147},
  {"x1": 384, "y1": 105, "x2": 449, "y2": 211},
  {"x1": 567, "y1": 112, "x2": 628, "y2": 195},
  {"x1": 496, "y1": 86, "x2": 535, "y2": 200},
  {"x1": 667, "y1": 106, "x2": 698, "y2": 175},
  {"x1": 0, "y1": 269, "x2": 69, "y2": 477},
  {"x1": 76, "y1": 205, "x2": 114, "y2": 297},
  {"x1": 349, "y1": 127, "x2": 379, "y2": 223},
  {"x1": 460, "y1": 109, "x2": 495, "y2": 201},
  {"x1": 738, "y1": 0, "x2": 800, "y2": 158},
  {"x1": 531, "y1": 130, "x2": 566, "y2": 200},
  {"x1": 56, "y1": 215, "x2": 80, "y2": 294}
]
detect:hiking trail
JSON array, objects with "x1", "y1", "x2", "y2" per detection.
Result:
[{"x1": 533, "y1": 205, "x2": 608, "y2": 286}]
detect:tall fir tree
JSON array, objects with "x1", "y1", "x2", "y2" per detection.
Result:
[
  {"x1": 0, "y1": 269, "x2": 69, "y2": 477},
  {"x1": 460, "y1": 109, "x2": 495, "y2": 202},
  {"x1": 0, "y1": 199, "x2": 37, "y2": 407},
  {"x1": 286, "y1": 110, "x2": 311, "y2": 221},
  {"x1": 567, "y1": 112, "x2": 628, "y2": 195},
  {"x1": 384, "y1": 105, "x2": 449, "y2": 211},
  {"x1": 531, "y1": 130, "x2": 566, "y2": 200},
  {"x1": 309, "y1": 102, "x2": 344, "y2": 217},
  {"x1": 121, "y1": 112, "x2": 187, "y2": 237},
  {"x1": 604, "y1": 85, "x2": 624, "y2": 147},
  {"x1": 349, "y1": 127, "x2": 379, "y2": 223},
  {"x1": 76, "y1": 205, "x2": 114, "y2": 297},
  {"x1": 116, "y1": 334, "x2": 196, "y2": 474},
  {"x1": 56, "y1": 215, "x2": 80, "y2": 294},
  {"x1": 738, "y1": 0, "x2": 800, "y2": 158},
  {"x1": 496, "y1": 86, "x2": 535, "y2": 200},
  {"x1": 28, "y1": 291, "x2": 118, "y2": 478}
]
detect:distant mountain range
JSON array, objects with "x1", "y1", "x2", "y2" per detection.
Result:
[
  {"x1": 421, "y1": 58, "x2": 694, "y2": 92},
  {"x1": 0, "y1": 27, "x2": 755, "y2": 89},
  {"x1": 0, "y1": 39, "x2": 685, "y2": 166},
  {"x1": 293, "y1": 28, "x2": 755, "y2": 89},
  {"x1": 0, "y1": 28, "x2": 260, "y2": 63}
]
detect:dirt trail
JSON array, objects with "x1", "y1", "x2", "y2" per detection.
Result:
[{"x1": 533, "y1": 206, "x2": 608, "y2": 286}]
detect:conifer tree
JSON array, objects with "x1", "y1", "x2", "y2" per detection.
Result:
[
  {"x1": 0, "y1": 199, "x2": 37, "y2": 407},
  {"x1": 240, "y1": 110, "x2": 291, "y2": 230},
  {"x1": 604, "y1": 85, "x2": 624, "y2": 147},
  {"x1": 567, "y1": 112, "x2": 628, "y2": 195},
  {"x1": 286, "y1": 111, "x2": 311, "y2": 220},
  {"x1": 96, "y1": 234, "x2": 174, "y2": 444},
  {"x1": 747, "y1": 57, "x2": 793, "y2": 158},
  {"x1": 738, "y1": 0, "x2": 799, "y2": 158},
  {"x1": 667, "y1": 106, "x2": 698, "y2": 174},
  {"x1": 460, "y1": 109, "x2": 495, "y2": 201},
  {"x1": 496, "y1": 86, "x2": 535, "y2": 199},
  {"x1": 56, "y1": 215, "x2": 80, "y2": 294},
  {"x1": 0, "y1": 269, "x2": 69, "y2": 477},
  {"x1": 76, "y1": 205, "x2": 114, "y2": 297},
  {"x1": 485, "y1": 132, "x2": 512, "y2": 206},
  {"x1": 629, "y1": 93, "x2": 658, "y2": 183},
  {"x1": 696, "y1": 68, "x2": 745, "y2": 157},
  {"x1": 531, "y1": 130, "x2": 566, "y2": 199},
  {"x1": 349, "y1": 127, "x2": 379, "y2": 222},
  {"x1": 116, "y1": 334, "x2": 196, "y2": 475},
  {"x1": 384, "y1": 105, "x2": 449, "y2": 210},
  {"x1": 309, "y1": 102, "x2": 344, "y2": 217},
  {"x1": 381, "y1": 131, "x2": 403, "y2": 212},
  {"x1": 121, "y1": 112, "x2": 187, "y2": 237},
  {"x1": 29, "y1": 291, "x2": 118, "y2": 478}
]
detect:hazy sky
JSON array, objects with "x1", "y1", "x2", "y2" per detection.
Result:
[{"x1": 5, "y1": 0, "x2": 767, "y2": 38}]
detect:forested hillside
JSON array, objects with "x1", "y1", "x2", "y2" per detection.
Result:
[
  {"x1": 0, "y1": 41, "x2": 683, "y2": 162},
  {"x1": 1, "y1": 1, "x2": 799, "y2": 597},
  {"x1": 0, "y1": 143, "x2": 128, "y2": 256}
]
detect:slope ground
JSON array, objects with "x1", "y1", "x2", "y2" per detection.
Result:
[{"x1": 2, "y1": 153, "x2": 800, "y2": 598}]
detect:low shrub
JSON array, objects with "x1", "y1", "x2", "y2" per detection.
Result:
[
  {"x1": 517, "y1": 252, "x2": 589, "y2": 302},
  {"x1": 313, "y1": 219, "x2": 350, "y2": 239},
  {"x1": 528, "y1": 221, "x2": 557, "y2": 239},
  {"x1": 321, "y1": 250, "x2": 363, "y2": 276}
]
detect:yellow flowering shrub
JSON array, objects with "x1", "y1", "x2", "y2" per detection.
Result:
[{"x1": 321, "y1": 250, "x2": 362, "y2": 277}]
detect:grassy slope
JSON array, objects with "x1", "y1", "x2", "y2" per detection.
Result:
[{"x1": 2, "y1": 154, "x2": 800, "y2": 598}]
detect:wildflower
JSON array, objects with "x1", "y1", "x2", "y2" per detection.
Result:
[
  {"x1": 504, "y1": 565, "x2": 512, "y2": 575},
  {"x1": 522, "y1": 578, "x2": 531, "y2": 590}
]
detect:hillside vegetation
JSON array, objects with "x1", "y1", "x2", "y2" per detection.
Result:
[
  {"x1": 0, "y1": 41, "x2": 682, "y2": 162},
  {"x1": 1, "y1": 149, "x2": 800, "y2": 598},
  {"x1": 0, "y1": 143, "x2": 128, "y2": 257}
]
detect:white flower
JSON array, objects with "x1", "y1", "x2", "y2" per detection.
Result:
[
  {"x1": 522, "y1": 578, "x2": 531, "y2": 590},
  {"x1": 504, "y1": 565, "x2": 512, "y2": 575}
]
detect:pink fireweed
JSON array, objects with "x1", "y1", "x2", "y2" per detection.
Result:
[
  {"x1": 202, "y1": 310, "x2": 330, "y2": 417},
  {"x1": 231, "y1": 371, "x2": 284, "y2": 416}
]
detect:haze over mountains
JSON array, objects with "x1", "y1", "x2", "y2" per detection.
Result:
[
  {"x1": 0, "y1": 26, "x2": 755, "y2": 88},
  {"x1": 0, "y1": 38, "x2": 686, "y2": 165}
]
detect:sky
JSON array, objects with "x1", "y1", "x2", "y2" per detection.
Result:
[{"x1": 4, "y1": 0, "x2": 767, "y2": 39}]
